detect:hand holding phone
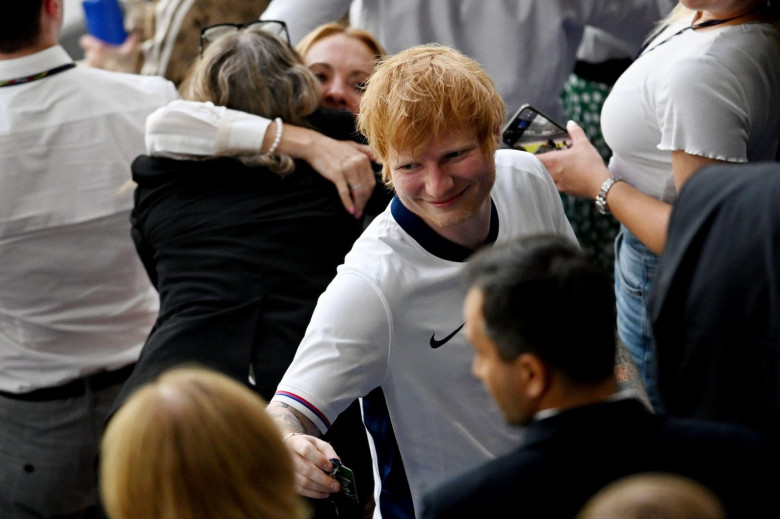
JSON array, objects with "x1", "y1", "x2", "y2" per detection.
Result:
[
  {"x1": 502, "y1": 104, "x2": 571, "y2": 154},
  {"x1": 329, "y1": 458, "x2": 359, "y2": 505}
]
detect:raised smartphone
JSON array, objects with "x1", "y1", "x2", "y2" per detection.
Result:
[{"x1": 502, "y1": 104, "x2": 571, "y2": 154}]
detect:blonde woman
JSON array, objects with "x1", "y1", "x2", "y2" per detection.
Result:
[
  {"x1": 538, "y1": 0, "x2": 780, "y2": 409},
  {"x1": 577, "y1": 473, "x2": 727, "y2": 519},
  {"x1": 100, "y1": 367, "x2": 310, "y2": 519},
  {"x1": 296, "y1": 22, "x2": 384, "y2": 114}
]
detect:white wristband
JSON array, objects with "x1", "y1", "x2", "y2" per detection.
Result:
[{"x1": 267, "y1": 117, "x2": 283, "y2": 154}]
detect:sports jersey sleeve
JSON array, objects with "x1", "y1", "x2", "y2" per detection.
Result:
[
  {"x1": 496, "y1": 150, "x2": 578, "y2": 246},
  {"x1": 272, "y1": 271, "x2": 392, "y2": 434},
  {"x1": 657, "y1": 55, "x2": 750, "y2": 162},
  {"x1": 534, "y1": 157, "x2": 579, "y2": 242}
]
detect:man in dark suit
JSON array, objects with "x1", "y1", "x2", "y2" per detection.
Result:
[
  {"x1": 421, "y1": 235, "x2": 776, "y2": 519},
  {"x1": 650, "y1": 162, "x2": 780, "y2": 437}
]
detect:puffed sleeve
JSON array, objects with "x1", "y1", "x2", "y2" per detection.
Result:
[{"x1": 145, "y1": 99, "x2": 272, "y2": 158}]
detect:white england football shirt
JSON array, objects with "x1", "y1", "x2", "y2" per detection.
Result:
[{"x1": 273, "y1": 149, "x2": 577, "y2": 515}]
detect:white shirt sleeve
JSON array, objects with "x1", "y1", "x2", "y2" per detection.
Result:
[
  {"x1": 144, "y1": 99, "x2": 272, "y2": 158},
  {"x1": 272, "y1": 271, "x2": 392, "y2": 433},
  {"x1": 260, "y1": 0, "x2": 353, "y2": 44},
  {"x1": 657, "y1": 55, "x2": 750, "y2": 162}
]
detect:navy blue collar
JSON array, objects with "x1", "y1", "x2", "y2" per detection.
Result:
[{"x1": 390, "y1": 195, "x2": 499, "y2": 262}]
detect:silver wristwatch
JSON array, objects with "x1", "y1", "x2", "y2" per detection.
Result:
[{"x1": 595, "y1": 176, "x2": 623, "y2": 215}]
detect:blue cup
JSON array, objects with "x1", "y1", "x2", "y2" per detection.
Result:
[{"x1": 82, "y1": 0, "x2": 128, "y2": 45}]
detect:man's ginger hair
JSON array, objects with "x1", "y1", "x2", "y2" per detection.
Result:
[{"x1": 357, "y1": 44, "x2": 505, "y2": 185}]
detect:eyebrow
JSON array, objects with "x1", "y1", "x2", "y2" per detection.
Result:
[{"x1": 307, "y1": 62, "x2": 334, "y2": 71}]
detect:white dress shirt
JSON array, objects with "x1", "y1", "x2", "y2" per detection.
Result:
[
  {"x1": 0, "y1": 46, "x2": 178, "y2": 392},
  {"x1": 145, "y1": 99, "x2": 271, "y2": 158}
]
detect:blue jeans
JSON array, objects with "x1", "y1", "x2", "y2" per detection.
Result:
[{"x1": 614, "y1": 226, "x2": 662, "y2": 411}]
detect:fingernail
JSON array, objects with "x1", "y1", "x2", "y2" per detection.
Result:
[{"x1": 331, "y1": 481, "x2": 340, "y2": 491}]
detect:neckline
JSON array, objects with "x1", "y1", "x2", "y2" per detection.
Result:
[
  {"x1": 390, "y1": 196, "x2": 499, "y2": 262},
  {"x1": 637, "y1": 7, "x2": 760, "y2": 57}
]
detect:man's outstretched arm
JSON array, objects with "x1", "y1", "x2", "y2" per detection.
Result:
[{"x1": 266, "y1": 401, "x2": 344, "y2": 499}]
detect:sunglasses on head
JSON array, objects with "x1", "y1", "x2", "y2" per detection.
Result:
[{"x1": 199, "y1": 20, "x2": 290, "y2": 57}]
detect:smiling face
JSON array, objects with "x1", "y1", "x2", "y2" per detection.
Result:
[
  {"x1": 388, "y1": 126, "x2": 496, "y2": 248},
  {"x1": 303, "y1": 33, "x2": 376, "y2": 115}
]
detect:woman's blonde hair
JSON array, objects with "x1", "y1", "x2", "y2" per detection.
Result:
[
  {"x1": 180, "y1": 30, "x2": 321, "y2": 174},
  {"x1": 296, "y1": 22, "x2": 386, "y2": 61},
  {"x1": 357, "y1": 44, "x2": 504, "y2": 185},
  {"x1": 576, "y1": 472, "x2": 726, "y2": 519},
  {"x1": 100, "y1": 367, "x2": 310, "y2": 519}
]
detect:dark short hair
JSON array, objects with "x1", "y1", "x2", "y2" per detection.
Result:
[
  {"x1": 464, "y1": 235, "x2": 616, "y2": 384},
  {"x1": 1, "y1": 1, "x2": 44, "y2": 53}
]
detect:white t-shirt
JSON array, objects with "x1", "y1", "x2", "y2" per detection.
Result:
[
  {"x1": 0, "y1": 46, "x2": 178, "y2": 392},
  {"x1": 272, "y1": 149, "x2": 577, "y2": 515},
  {"x1": 601, "y1": 21, "x2": 780, "y2": 203}
]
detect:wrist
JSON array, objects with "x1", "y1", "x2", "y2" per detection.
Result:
[
  {"x1": 594, "y1": 176, "x2": 624, "y2": 215},
  {"x1": 282, "y1": 432, "x2": 306, "y2": 442},
  {"x1": 266, "y1": 117, "x2": 283, "y2": 154},
  {"x1": 277, "y1": 124, "x2": 317, "y2": 161}
]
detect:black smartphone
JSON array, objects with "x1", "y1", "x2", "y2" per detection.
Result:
[
  {"x1": 329, "y1": 458, "x2": 359, "y2": 505},
  {"x1": 502, "y1": 104, "x2": 571, "y2": 154}
]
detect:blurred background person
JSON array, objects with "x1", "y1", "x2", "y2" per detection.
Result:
[
  {"x1": 260, "y1": 0, "x2": 675, "y2": 124},
  {"x1": 79, "y1": 0, "x2": 270, "y2": 86}
]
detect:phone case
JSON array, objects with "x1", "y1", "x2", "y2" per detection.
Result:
[{"x1": 502, "y1": 104, "x2": 571, "y2": 154}]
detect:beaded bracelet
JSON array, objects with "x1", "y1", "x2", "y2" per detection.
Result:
[{"x1": 268, "y1": 117, "x2": 283, "y2": 154}]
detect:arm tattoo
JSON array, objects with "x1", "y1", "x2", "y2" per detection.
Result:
[{"x1": 267, "y1": 402, "x2": 316, "y2": 435}]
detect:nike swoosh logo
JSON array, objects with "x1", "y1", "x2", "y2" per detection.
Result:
[{"x1": 430, "y1": 323, "x2": 465, "y2": 349}]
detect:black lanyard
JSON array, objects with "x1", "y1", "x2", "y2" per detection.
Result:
[
  {"x1": 637, "y1": 11, "x2": 753, "y2": 57},
  {"x1": 0, "y1": 62, "x2": 76, "y2": 88}
]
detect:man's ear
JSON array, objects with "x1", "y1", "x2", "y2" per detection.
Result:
[
  {"x1": 43, "y1": 0, "x2": 61, "y2": 19},
  {"x1": 515, "y1": 352, "x2": 549, "y2": 400}
]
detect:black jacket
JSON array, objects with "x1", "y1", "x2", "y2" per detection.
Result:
[
  {"x1": 650, "y1": 162, "x2": 780, "y2": 436},
  {"x1": 421, "y1": 398, "x2": 775, "y2": 519}
]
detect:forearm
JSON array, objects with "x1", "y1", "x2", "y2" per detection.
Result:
[
  {"x1": 147, "y1": 100, "x2": 329, "y2": 161},
  {"x1": 604, "y1": 181, "x2": 672, "y2": 255},
  {"x1": 145, "y1": 100, "x2": 271, "y2": 158},
  {"x1": 270, "y1": 122, "x2": 319, "y2": 163},
  {"x1": 266, "y1": 401, "x2": 321, "y2": 437},
  {"x1": 145, "y1": 100, "x2": 376, "y2": 216}
]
